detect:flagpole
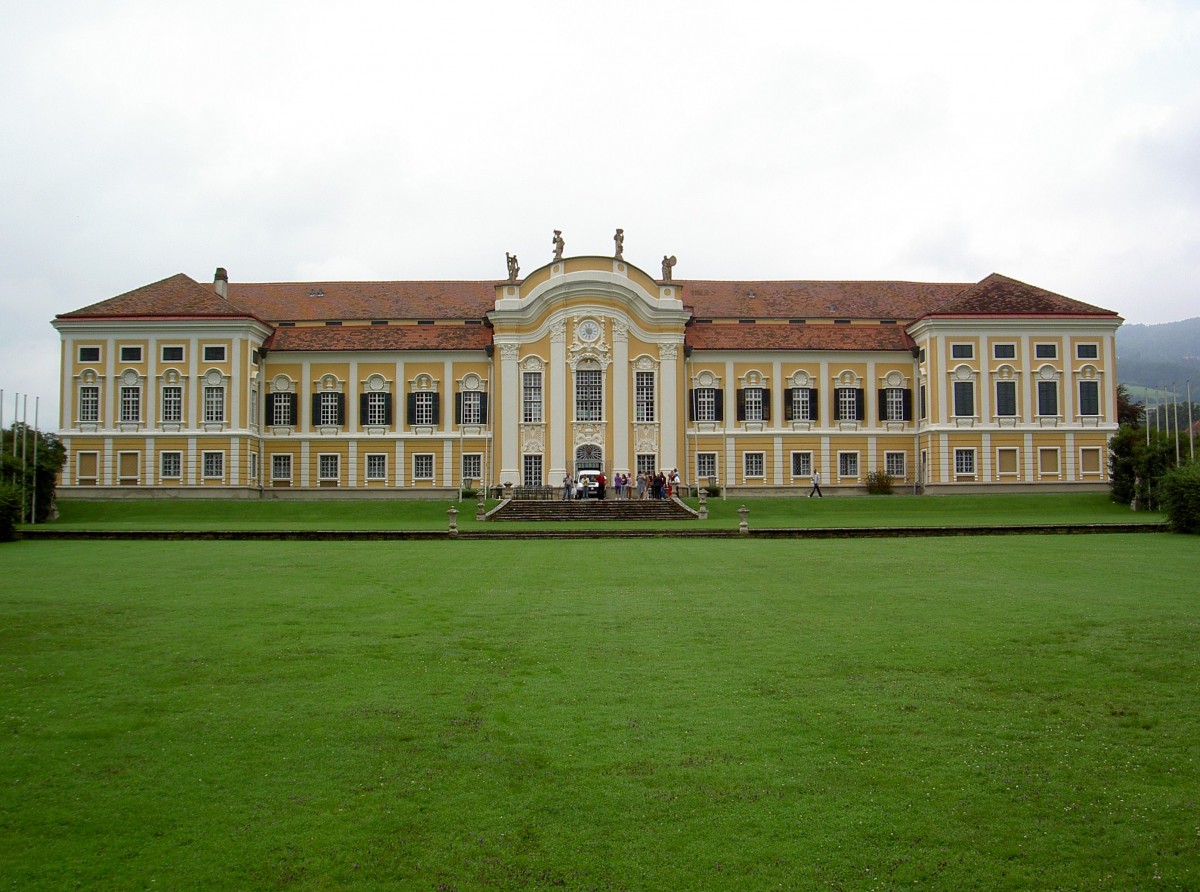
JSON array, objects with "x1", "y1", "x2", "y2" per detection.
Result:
[
  {"x1": 20, "y1": 394, "x2": 28, "y2": 523},
  {"x1": 31, "y1": 397, "x2": 39, "y2": 524},
  {"x1": 1173, "y1": 383, "x2": 1181, "y2": 466}
]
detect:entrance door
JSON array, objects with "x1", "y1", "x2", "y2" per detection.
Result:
[{"x1": 574, "y1": 444, "x2": 602, "y2": 475}]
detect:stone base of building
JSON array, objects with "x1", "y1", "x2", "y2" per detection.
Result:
[{"x1": 57, "y1": 485, "x2": 465, "y2": 501}]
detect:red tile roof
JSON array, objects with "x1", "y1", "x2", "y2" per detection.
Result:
[
  {"x1": 266, "y1": 324, "x2": 491, "y2": 353},
  {"x1": 686, "y1": 323, "x2": 913, "y2": 352},
  {"x1": 926, "y1": 273, "x2": 1118, "y2": 317},
  {"x1": 680, "y1": 280, "x2": 972, "y2": 320},
  {"x1": 229, "y1": 281, "x2": 495, "y2": 321},
  {"x1": 56, "y1": 274, "x2": 255, "y2": 320}
]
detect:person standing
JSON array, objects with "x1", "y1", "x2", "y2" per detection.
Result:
[
  {"x1": 614, "y1": 474, "x2": 624, "y2": 500},
  {"x1": 670, "y1": 469, "x2": 682, "y2": 499},
  {"x1": 562, "y1": 475, "x2": 573, "y2": 501},
  {"x1": 637, "y1": 472, "x2": 647, "y2": 500},
  {"x1": 597, "y1": 472, "x2": 606, "y2": 500},
  {"x1": 809, "y1": 468, "x2": 823, "y2": 498}
]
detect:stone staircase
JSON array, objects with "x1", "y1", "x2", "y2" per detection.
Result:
[{"x1": 487, "y1": 496, "x2": 697, "y2": 522}]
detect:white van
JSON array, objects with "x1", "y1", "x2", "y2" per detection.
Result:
[{"x1": 576, "y1": 470, "x2": 601, "y2": 498}]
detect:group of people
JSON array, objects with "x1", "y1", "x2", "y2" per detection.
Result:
[{"x1": 561, "y1": 469, "x2": 684, "y2": 501}]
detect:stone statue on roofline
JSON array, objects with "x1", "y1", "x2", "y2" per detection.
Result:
[
  {"x1": 506, "y1": 252, "x2": 519, "y2": 283},
  {"x1": 661, "y1": 255, "x2": 677, "y2": 281},
  {"x1": 614, "y1": 228, "x2": 624, "y2": 260},
  {"x1": 552, "y1": 229, "x2": 565, "y2": 262}
]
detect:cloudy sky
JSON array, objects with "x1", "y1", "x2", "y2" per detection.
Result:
[{"x1": 2, "y1": 0, "x2": 1198, "y2": 424}]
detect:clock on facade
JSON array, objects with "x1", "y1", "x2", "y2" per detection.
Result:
[{"x1": 578, "y1": 319, "x2": 601, "y2": 342}]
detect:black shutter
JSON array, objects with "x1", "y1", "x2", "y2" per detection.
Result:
[
  {"x1": 479, "y1": 394, "x2": 488, "y2": 424},
  {"x1": 736, "y1": 389, "x2": 746, "y2": 421},
  {"x1": 713, "y1": 390, "x2": 724, "y2": 422},
  {"x1": 406, "y1": 393, "x2": 417, "y2": 426},
  {"x1": 761, "y1": 388, "x2": 771, "y2": 421},
  {"x1": 902, "y1": 389, "x2": 913, "y2": 421},
  {"x1": 360, "y1": 393, "x2": 370, "y2": 423},
  {"x1": 431, "y1": 392, "x2": 441, "y2": 424},
  {"x1": 879, "y1": 389, "x2": 888, "y2": 422},
  {"x1": 454, "y1": 393, "x2": 462, "y2": 425},
  {"x1": 809, "y1": 389, "x2": 818, "y2": 422},
  {"x1": 833, "y1": 389, "x2": 843, "y2": 421},
  {"x1": 783, "y1": 388, "x2": 794, "y2": 421},
  {"x1": 688, "y1": 389, "x2": 696, "y2": 421},
  {"x1": 855, "y1": 388, "x2": 865, "y2": 421},
  {"x1": 336, "y1": 393, "x2": 345, "y2": 426},
  {"x1": 311, "y1": 393, "x2": 321, "y2": 425},
  {"x1": 383, "y1": 394, "x2": 393, "y2": 425},
  {"x1": 265, "y1": 392, "x2": 276, "y2": 422}
]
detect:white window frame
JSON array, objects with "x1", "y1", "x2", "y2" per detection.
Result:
[
  {"x1": 1037, "y1": 380, "x2": 1059, "y2": 417},
  {"x1": 78, "y1": 346, "x2": 101, "y2": 363},
  {"x1": 992, "y1": 343, "x2": 1016, "y2": 360},
  {"x1": 635, "y1": 371, "x2": 656, "y2": 423},
  {"x1": 414, "y1": 391, "x2": 434, "y2": 426},
  {"x1": 462, "y1": 453, "x2": 482, "y2": 481},
  {"x1": 460, "y1": 390, "x2": 483, "y2": 425},
  {"x1": 1080, "y1": 446, "x2": 1104, "y2": 476},
  {"x1": 697, "y1": 452, "x2": 718, "y2": 480},
  {"x1": 120, "y1": 385, "x2": 141, "y2": 423},
  {"x1": 272, "y1": 392, "x2": 294, "y2": 426},
  {"x1": 836, "y1": 387, "x2": 858, "y2": 421},
  {"x1": 204, "y1": 385, "x2": 225, "y2": 424},
  {"x1": 161, "y1": 345, "x2": 184, "y2": 362},
  {"x1": 318, "y1": 453, "x2": 340, "y2": 482},
  {"x1": 743, "y1": 451, "x2": 765, "y2": 479},
  {"x1": 695, "y1": 387, "x2": 716, "y2": 422},
  {"x1": 413, "y1": 453, "x2": 434, "y2": 481},
  {"x1": 161, "y1": 385, "x2": 183, "y2": 423},
  {"x1": 522, "y1": 371, "x2": 543, "y2": 423},
  {"x1": 365, "y1": 453, "x2": 388, "y2": 482},
  {"x1": 791, "y1": 387, "x2": 813, "y2": 421},
  {"x1": 996, "y1": 447, "x2": 1020, "y2": 478},
  {"x1": 1035, "y1": 343, "x2": 1058, "y2": 359},
  {"x1": 203, "y1": 345, "x2": 227, "y2": 362},
  {"x1": 160, "y1": 451, "x2": 182, "y2": 479},
  {"x1": 202, "y1": 451, "x2": 224, "y2": 480},
  {"x1": 119, "y1": 345, "x2": 142, "y2": 363},
  {"x1": 952, "y1": 380, "x2": 975, "y2": 418},
  {"x1": 319, "y1": 391, "x2": 341, "y2": 427},
  {"x1": 1039, "y1": 447, "x2": 1061, "y2": 477},
  {"x1": 1076, "y1": 343, "x2": 1099, "y2": 360},
  {"x1": 365, "y1": 391, "x2": 389, "y2": 426},
  {"x1": 954, "y1": 448, "x2": 976, "y2": 477},
  {"x1": 1078, "y1": 380, "x2": 1100, "y2": 417},
  {"x1": 838, "y1": 451, "x2": 859, "y2": 480},
  {"x1": 523, "y1": 454, "x2": 543, "y2": 487},
  {"x1": 743, "y1": 387, "x2": 764, "y2": 423},
  {"x1": 575, "y1": 368, "x2": 603, "y2": 421},
  {"x1": 79, "y1": 385, "x2": 100, "y2": 422},
  {"x1": 791, "y1": 451, "x2": 813, "y2": 478},
  {"x1": 884, "y1": 387, "x2": 905, "y2": 422},
  {"x1": 271, "y1": 454, "x2": 293, "y2": 482},
  {"x1": 995, "y1": 379, "x2": 1018, "y2": 417},
  {"x1": 950, "y1": 343, "x2": 974, "y2": 360},
  {"x1": 884, "y1": 451, "x2": 906, "y2": 478}
]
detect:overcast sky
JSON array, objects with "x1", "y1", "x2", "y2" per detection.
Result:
[{"x1": 3, "y1": 0, "x2": 1198, "y2": 424}]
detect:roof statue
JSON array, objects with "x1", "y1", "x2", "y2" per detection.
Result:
[
  {"x1": 661, "y1": 255, "x2": 677, "y2": 282},
  {"x1": 614, "y1": 228, "x2": 624, "y2": 260},
  {"x1": 552, "y1": 229, "x2": 565, "y2": 262},
  {"x1": 505, "y1": 252, "x2": 519, "y2": 283}
]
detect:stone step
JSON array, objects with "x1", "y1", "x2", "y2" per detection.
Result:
[{"x1": 489, "y1": 498, "x2": 697, "y2": 522}]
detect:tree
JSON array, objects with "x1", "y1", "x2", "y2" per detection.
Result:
[
  {"x1": 1159, "y1": 462, "x2": 1200, "y2": 534},
  {"x1": 1109, "y1": 425, "x2": 1176, "y2": 509},
  {"x1": 1116, "y1": 383, "x2": 1144, "y2": 428},
  {"x1": 1, "y1": 424, "x2": 66, "y2": 525}
]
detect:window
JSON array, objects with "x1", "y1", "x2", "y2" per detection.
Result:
[
  {"x1": 250, "y1": 388, "x2": 258, "y2": 427},
  {"x1": 204, "y1": 386, "x2": 225, "y2": 423},
  {"x1": 885, "y1": 452, "x2": 906, "y2": 478},
  {"x1": 835, "y1": 387, "x2": 863, "y2": 421},
  {"x1": 1039, "y1": 448, "x2": 1060, "y2": 476},
  {"x1": 118, "y1": 452, "x2": 139, "y2": 483},
  {"x1": 78, "y1": 346, "x2": 100, "y2": 363},
  {"x1": 881, "y1": 387, "x2": 909, "y2": 422},
  {"x1": 995, "y1": 380, "x2": 1017, "y2": 417},
  {"x1": 119, "y1": 346, "x2": 142, "y2": 363},
  {"x1": 202, "y1": 451, "x2": 224, "y2": 479},
  {"x1": 120, "y1": 386, "x2": 140, "y2": 423},
  {"x1": 203, "y1": 345, "x2": 226, "y2": 362},
  {"x1": 951, "y1": 343, "x2": 974, "y2": 359},
  {"x1": 160, "y1": 452, "x2": 182, "y2": 479},
  {"x1": 1037, "y1": 380, "x2": 1059, "y2": 416},
  {"x1": 79, "y1": 385, "x2": 99, "y2": 422},
  {"x1": 997, "y1": 448, "x2": 1019, "y2": 476},
  {"x1": 692, "y1": 387, "x2": 718, "y2": 422},
  {"x1": 740, "y1": 387, "x2": 766, "y2": 422},
  {"x1": 250, "y1": 452, "x2": 259, "y2": 482},
  {"x1": 697, "y1": 452, "x2": 718, "y2": 480},
  {"x1": 918, "y1": 347, "x2": 926, "y2": 363},
  {"x1": 791, "y1": 451, "x2": 813, "y2": 477},
  {"x1": 462, "y1": 453, "x2": 482, "y2": 481},
  {"x1": 636, "y1": 454, "x2": 657, "y2": 477},
  {"x1": 523, "y1": 454, "x2": 543, "y2": 486},
  {"x1": 319, "y1": 454, "x2": 340, "y2": 482},
  {"x1": 954, "y1": 448, "x2": 975, "y2": 476},
  {"x1": 270, "y1": 392, "x2": 295, "y2": 426},
  {"x1": 993, "y1": 343, "x2": 1016, "y2": 360},
  {"x1": 272, "y1": 454, "x2": 292, "y2": 481},
  {"x1": 788, "y1": 387, "x2": 816, "y2": 422},
  {"x1": 457, "y1": 391, "x2": 483, "y2": 425},
  {"x1": 744, "y1": 452, "x2": 765, "y2": 478},
  {"x1": 414, "y1": 391, "x2": 435, "y2": 426},
  {"x1": 161, "y1": 385, "x2": 182, "y2": 422},
  {"x1": 161, "y1": 346, "x2": 184, "y2": 362},
  {"x1": 838, "y1": 452, "x2": 859, "y2": 478},
  {"x1": 1080, "y1": 447, "x2": 1102, "y2": 475},
  {"x1": 635, "y1": 371, "x2": 656, "y2": 422},
  {"x1": 319, "y1": 391, "x2": 341, "y2": 426},
  {"x1": 575, "y1": 368, "x2": 603, "y2": 421},
  {"x1": 1078, "y1": 380, "x2": 1100, "y2": 416},
  {"x1": 1035, "y1": 343, "x2": 1058, "y2": 359},
  {"x1": 920, "y1": 384, "x2": 927, "y2": 420},
  {"x1": 522, "y1": 372, "x2": 543, "y2": 423},
  {"x1": 365, "y1": 391, "x2": 390, "y2": 426},
  {"x1": 953, "y1": 381, "x2": 974, "y2": 417},
  {"x1": 365, "y1": 454, "x2": 387, "y2": 481},
  {"x1": 77, "y1": 452, "x2": 99, "y2": 484},
  {"x1": 413, "y1": 453, "x2": 434, "y2": 481},
  {"x1": 1076, "y1": 343, "x2": 1099, "y2": 359}
]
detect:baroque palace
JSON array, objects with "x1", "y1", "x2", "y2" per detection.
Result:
[{"x1": 52, "y1": 234, "x2": 1122, "y2": 497}]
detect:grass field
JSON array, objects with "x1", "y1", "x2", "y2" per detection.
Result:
[
  {"x1": 37, "y1": 492, "x2": 1162, "y2": 531},
  {"x1": 2, "y1": 534, "x2": 1197, "y2": 890}
]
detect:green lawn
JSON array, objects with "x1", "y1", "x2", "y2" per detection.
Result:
[
  {"x1": 38, "y1": 492, "x2": 1162, "y2": 531},
  {"x1": 1, "y1": 535, "x2": 1197, "y2": 890}
]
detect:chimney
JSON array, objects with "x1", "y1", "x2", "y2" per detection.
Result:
[{"x1": 214, "y1": 267, "x2": 228, "y2": 300}]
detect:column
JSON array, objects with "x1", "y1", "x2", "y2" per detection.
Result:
[
  {"x1": 498, "y1": 342, "x2": 520, "y2": 484},
  {"x1": 659, "y1": 341, "x2": 679, "y2": 469},
  {"x1": 549, "y1": 324, "x2": 567, "y2": 478}
]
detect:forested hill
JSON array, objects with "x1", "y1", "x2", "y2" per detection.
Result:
[{"x1": 1116, "y1": 317, "x2": 1200, "y2": 387}]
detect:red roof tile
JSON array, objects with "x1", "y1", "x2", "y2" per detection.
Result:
[
  {"x1": 56, "y1": 274, "x2": 254, "y2": 320},
  {"x1": 678, "y1": 280, "x2": 971, "y2": 320},
  {"x1": 686, "y1": 323, "x2": 913, "y2": 352},
  {"x1": 266, "y1": 325, "x2": 492, "y2": 353},
  {"x1": 228, "y1": 281, "x2": 495, "y2": 321},
  {"x1": 926, "y1": 273, "x2": 1118, "y2": 317}
]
